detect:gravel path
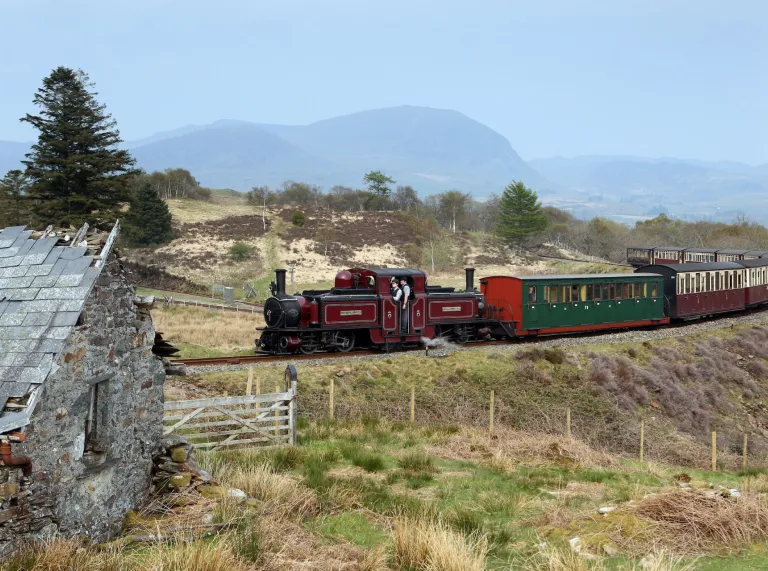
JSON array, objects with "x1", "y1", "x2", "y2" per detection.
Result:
[{"x1": 185, "y1": 307, "x2": 768, "y2": 375}]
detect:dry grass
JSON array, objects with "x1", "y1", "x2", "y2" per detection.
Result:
[
  {"x1": 742, "y1": 474, "x2": 768, "y2": 494},
  {"x1": 165, "y1": 196, "x2": 259, "y2": 224},
  {"x1": 152, "y1": 306, "x2": 262, "y2": 353},
  {"x1": 625, "y1": 490, "x2": 768, "y2": 554},
  {"x1": 528, "y1": 545, "x2": 695, "y2": 571},
  {"x1": 392, "y1": 518, "x2": 487, "y2": 571},
  {"x1": 425, "y1": 427, "x2": 618, "y2": 470},
  {"x1": 1, "y1": 537, "x2": 128, "y2": 570},
  {"x1": 212, "y1": 461, "x2": 318, "y2": 519},
  {"x1": 137, "y1": 539, "x2": 251, "y2": 571}
]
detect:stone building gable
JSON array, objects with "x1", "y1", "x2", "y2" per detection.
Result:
[{"x1": 0, "y1": 222, "x2": 166, "y2": 554}]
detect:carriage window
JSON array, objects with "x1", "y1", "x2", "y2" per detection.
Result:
[
  {"x1": 651, "y1": 283, "x2": 658, "y2": 297},
  {"x1": 615, "y1": 284, "x2": 623, "y2": 299},
  {"x1": 715, "y1": 272, "x2": 720, "y2": 290},
  {"x1": 695, "y1": 273, "x2": 701, "y2": 293},
  {"x1": 552, "y1": 286, "x2": 560, "y2": 303},
  {"x1": 580, "y1": 285, "x2": 587, "y2": 301},
  {"x1": 608, "y1": 284, "x2": 615, "y2": 300},
  {"x1": 643, "y1": 283, "x2": 648, "y2": 297},
  {"x1": 586, "y1": 284, "x2": 593, "y2": 301},
  {"x1": 571, "y1": 285, "x2": 579, "y2": 302},
  {"x1": 594, "y1": 284, "x2": 602, "y2": 300},
  {"x1": 528, "y1": 286, "x2": 537, "y2": 303},
  {"x1": 705, "y1": 273, "x2": 710, "y2": 292},
  {"x1": 602, "y1": 284, "x2": 610, "y2": 299},
  {"x1": 543, "y1": 286, "x2": 550, "y2": 302},
  {"x1": 634, "y1": 284, "x2": 641, "y2": 298},
  {"x1": 738, "y1": 272, "x2": 743, "y2": 288}
]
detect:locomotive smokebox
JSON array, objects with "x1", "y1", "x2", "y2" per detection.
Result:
[
  {"x1": 465, "y1": 267, "x2": 475, "y2": 292},
  {"x1": 275, "y1": 269, "x2": 287, "y2": 298}
]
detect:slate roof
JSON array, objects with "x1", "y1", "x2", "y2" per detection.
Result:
[{"x1": 0, "y1": 221, "x2": 119, "y2": 434}]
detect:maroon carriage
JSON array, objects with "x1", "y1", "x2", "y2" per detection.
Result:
[
  {"x1": 256, "y1": 267, "x2": 487, "y2": 354},
  {"x1": 636, "y1": 262, "x2": 745, "y2": 319},
  {"x1": 626, "y1": 246, "x2": 683, "y2": 267},
  {"x1": 736, "y1": 258, "x2": 768, "y2": 307}
]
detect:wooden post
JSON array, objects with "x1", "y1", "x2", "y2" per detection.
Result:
[
  {"x1": 246, "y1": 367, "x2": 253, "y2": 396},
  {"x1": 566, "y1": 408, "x2": 571, "y2": 439},
  {"x1": 290, "y1": 377, "x2": 298, "y2": 445},
  {"x1": 255, "y1": 375, "x2": 261, "y2": 395},
  {"x1": 274, "y1": 385, "x2": 280, "y2": 436},
  {"x1": 639, "y1": 420, "x2": 645, "y2": 462},
  {"x1": 489, "y1": 390, "x2": 495, "y2": 434},
  {"x1": 712, "y1": 431, "x2": 717, "y2": 472},
  {"x1": 329, "y1": 378, "x2": 335, "y2": 420},
  {"x1": 743, "y1": 433, "x2": 748, "y2": 470},
  {"x1": 410, "y1": 386, "x2": 415, "y2": 423}
]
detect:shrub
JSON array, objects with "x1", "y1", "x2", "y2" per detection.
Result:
[
  {"x1": 292, "y1": 210, "x2": 306, "y2": 227},
  {"x1": 229, "y1": 242, "x2": 253, "y2": 261},
  {"x1": 543, "y1": 348, "x2": 565, "y2": 365}
]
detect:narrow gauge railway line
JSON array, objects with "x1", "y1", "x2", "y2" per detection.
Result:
[{"x1": 170, "y1": 303, "x2": 768, "y2": 368}]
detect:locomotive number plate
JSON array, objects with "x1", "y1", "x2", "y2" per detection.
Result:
[
  {"x1": 442, "y1": 306, "x2": 462, "y2": 312},
  {"x1": 340, "y1": 310, "x2": 363, "y2": 316}
]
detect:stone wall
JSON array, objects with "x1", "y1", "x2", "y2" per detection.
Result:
[{"x1": 0, "y1": 253, "x2": 165, "y2": 555}]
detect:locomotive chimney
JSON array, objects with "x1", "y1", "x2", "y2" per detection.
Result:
[
  {"x1": 275, "y1": 269, "x2": 287, "y2": 298},
  {"x1": 465, "y1": 267, "x2": 475, "y2": 292}
]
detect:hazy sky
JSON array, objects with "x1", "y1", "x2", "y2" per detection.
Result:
[{"x1": 1, "y1": 0, "x2": 765, "y2": 164}]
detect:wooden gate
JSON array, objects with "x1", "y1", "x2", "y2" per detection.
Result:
[{"x1": 163, "y1": 365, "x2": 298, "y2": 449}]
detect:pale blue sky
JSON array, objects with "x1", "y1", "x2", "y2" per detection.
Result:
[{"x1": 0, "y1": 0, "x2": 765, "y2": 163}]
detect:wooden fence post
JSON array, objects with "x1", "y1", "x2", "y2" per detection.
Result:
[
  {"x1": 410, "y1": 386, "x2": 415, "y2": 423},
  {"x1": 256, "y1": 375, "x2": 261, "y2": 396},
  {"x1": 639, "y1": 420, "x2": 645, "y2": 462},
  {"x1": 329, "y1": 378, "x2": 335, "y2": 420},
  {"x1": 712, "y1": 431, "x2": 717, "y2": 472},
  {"x1": 290, "y1": 377, "x2": 298, "y2": 445},
  {"x1": 246, "y1": 367, "x2": 253, "y2": 396},
  {"x1": 489, "y1": 390, "x2": 495, "y2": 434},
  {"x1": 274, "y1": 385, "x2": 280, "y2": 435},
  {"x1": 743, "y1": 433, "x2": 748, "y2": 470},
  {"x1": 566, "y1": 408, "x2": 571, "y2": 439}
]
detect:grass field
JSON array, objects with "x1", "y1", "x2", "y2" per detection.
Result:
[{"x1": 12, "y1": 419, "x2": 768, "y2": 570}]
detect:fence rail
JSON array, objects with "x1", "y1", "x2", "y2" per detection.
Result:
[{"x1": 163, "y1": 366, "x2": 297, "y2": 450}]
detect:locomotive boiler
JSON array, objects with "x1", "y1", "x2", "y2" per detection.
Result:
[{"x1": 256, "y1": 267, "x2": 488, "y2": 354}]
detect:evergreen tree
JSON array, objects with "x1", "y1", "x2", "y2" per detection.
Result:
[
  {"x1": 0, "y1": 170, "x2": 30, "y2": 227},
  {"x1": 496, "y1": 181, "x2": 547, "y2": 246},
  {"x1": 124, "y1": 183, "x2": 174, "y2": 246},
  {"x1": 363, "y1": 170, "x2": 395, "y2": 197},
  {"x1": 21, "y1": 67, "x2": 137, "y2": 229}
]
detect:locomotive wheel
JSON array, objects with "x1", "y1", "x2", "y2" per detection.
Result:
[
  {"x1": 300, "y1": 339, "x2": 319, "y2": 354},
  {"x1": 333, "y1": 331, "x2": 355, "y2": 352}
]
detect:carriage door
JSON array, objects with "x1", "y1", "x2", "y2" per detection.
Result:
[
  {"x1": 411, "y1": 297, "x2": 426, "y2": 334},
  {"x1": 382, "y1": 299, "x2": 399, "y2": 336}
]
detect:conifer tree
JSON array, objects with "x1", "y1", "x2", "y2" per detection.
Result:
[
  {"x1": 0, "y1": 170, "x2": 30, "y2": 228},
  {"x1": 124, "y1": 183, "x2": 174, "y2": 246},
  {"x1": 496, "y1": 181, "x2": 547, "y2": 247},
  {"x1": 21, "y1": 67, "x2": 137, "y2": 228}
]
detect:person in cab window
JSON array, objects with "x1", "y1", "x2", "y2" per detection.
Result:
[
  {"x1": 391, "y1": 278, "x2": 401, "y2": 301},
  {"x1": 399, "y1": 277, "x2": 411, "y2": 334},
  {"x1": 528, "y1": 286, "x2": 536, "y2": 303}
]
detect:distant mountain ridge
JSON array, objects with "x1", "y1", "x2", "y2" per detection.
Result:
[{"x1": 2, "y1": 107, "x2": 768, "y2": 222}]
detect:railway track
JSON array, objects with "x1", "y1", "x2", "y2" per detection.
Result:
[{"x1": 170, "y1": 303, "x2": 768, "y2": 368}]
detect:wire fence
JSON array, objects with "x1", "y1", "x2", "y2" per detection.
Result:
[{"x1": 235, "y1": 366, "x2": 766, "y2": 473}]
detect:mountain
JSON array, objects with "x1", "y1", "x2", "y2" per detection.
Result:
[
  {"x1": 529, "y1": 155, "x2": 768, "y2": 222},
  {"x1": 127, "y1": 106, "x2": 552, "y2": 196}
]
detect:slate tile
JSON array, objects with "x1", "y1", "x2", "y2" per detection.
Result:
[
  {"x1": 2, "y1": 301, "x2": 21, "y2": 314},
  {"x1": 79, "y1": 268, "x2": 99, "y2": 290},
  {"x1": 0, "y1": 247, "x2": 20, "y2": 259},
  {"x1": 20, "y1": 252, "x2": 50, "y2": 266},
  {"x1": 43, "y1": 247, "x2": 63, "y2": 265},
  {"x1": 0, "y1": 326, "x2": 47, "y2": 340},
  {"x1": 16, "y1": 299, "x2": 84, "y2": 313},
  {"x1": 0, "y1": 301, "x2": 9, "y2": 315},
  {"x1": 0, "y1": 267, "x2": 30, "y2": 278},
  {"x1": 0, "y1": 339, "x2": 64, "y2": 354},
  {"x1": 21, "y1": 312, "x2": 53, "y2": 326},
  {"x1": 28, "y1": 237, "x2": 58, "y2": 255},
  {"x1": 25, "y1": 264, "x2": 54, "y2": 277},
  {"x1": 0, "y1": 276, "x2": 35, "y2": 289},
  {"x1": 0, "y1": 226, "x2": 26, "y2": 248},
  {"x1": 0, "y1": 256, "x2": 23, "y2": 269},
  {"x1": 59, "y1": 247, "x2": 87, "y2": 260},
  {"x1": 60, "y1": 257, "x2": 92, "y2": 276},
  {"x1": 1, "y1": 288, "x2": 39, "y2": 301},
  {"x1": 0, "y1": 313, "x2": 24, "y2": 326},
  {"x1": 41, "y1": 327, "x2": 72, "y2": 340},
  {"x1": 7, "y1": 383, "x2": 32, "y2": 397},
  {"x1": 14, "y1": 239, "x2": 34, "y2": 257},
  {"x1": 51, "y1": 312, "x2": 81, "y2": 326},
  {"x1": 37, "y1": 286, "x2": 90, "y2": 300},
  {"x1": 0, "y1": 354, "x2": 18, "y2": 367},
  {"x1": 10, "y1": 353, "x2": 46, "y2": 367},
  {"x1": 10, "y1": 233, "x2": 32, "y2": 249},
  {"x1": 0, "y1": 367, "x2": 46, "y2": 384}
]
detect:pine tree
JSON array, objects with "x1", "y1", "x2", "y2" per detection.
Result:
[
  {"x1": 124, "y1": 183, "x2": 174, "y2": 246},
  {"x1": 0, "y1": 170, "x2": 30, "y2": 227},
  {"x1": 496, "y1": 181, "x2": 547, "y2": 247},
  {"x1": 21, "y1": 67, "x2": 137, "y2": 229}
]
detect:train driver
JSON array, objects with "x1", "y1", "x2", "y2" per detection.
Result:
[{"x1": 399, "y1": 277, "x2": 411, "y2": 334}]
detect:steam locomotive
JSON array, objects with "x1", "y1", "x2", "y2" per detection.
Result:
[{"x1": 256, "y1": 267, "x2": 487, "y2": 354}]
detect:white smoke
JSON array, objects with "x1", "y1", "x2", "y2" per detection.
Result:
[{"x1": 420, "y1": 336, "x2": 460, "y2": 353}]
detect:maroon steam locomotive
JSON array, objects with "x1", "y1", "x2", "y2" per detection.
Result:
[{"x1": 256, "y1": 267, "x2": 488, "y2": 354}]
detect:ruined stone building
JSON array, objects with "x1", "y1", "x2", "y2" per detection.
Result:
[{"x1": 0, "y1": 221, "x2": 166, "y2": 555}]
